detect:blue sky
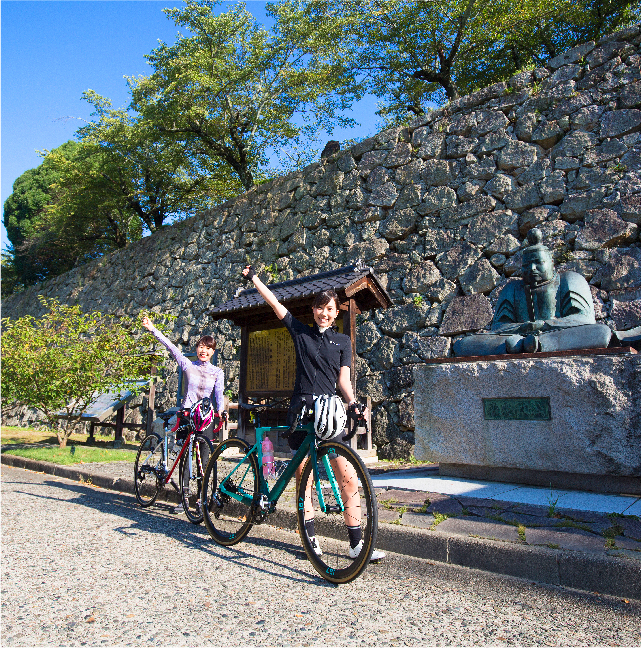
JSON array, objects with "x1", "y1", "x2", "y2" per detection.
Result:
[{"x1": 1, "y1": 0, "x2": 381, "y2": 252}]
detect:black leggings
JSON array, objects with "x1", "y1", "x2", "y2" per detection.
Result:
[{"x1": 181, "y1": 423, "x2": 214, "y2": 490}]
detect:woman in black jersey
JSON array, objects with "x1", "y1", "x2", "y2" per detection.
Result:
[{"x1": 242, "y1": 264, "x2": 385, "y2": 562}]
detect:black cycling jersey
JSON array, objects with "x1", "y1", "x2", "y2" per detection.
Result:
[
  {"x1": 283, "y1": 311, "x2": 352, "y2": 398},
  {"x1": 282, "y1": 310, "x2": 352, "y2": 449}
]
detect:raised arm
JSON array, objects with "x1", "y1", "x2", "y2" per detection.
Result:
[
  {"x1": 242, "y1": 265, "x2": 288, "y2": 321},
  {"x1": 141, "y1": 316, "x2": 190, "y2": 372}
]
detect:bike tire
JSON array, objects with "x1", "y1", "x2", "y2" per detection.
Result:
[
  {"x1": 179, "y1": 434, "x2": 215, "y2": 525},
  {"x1": 297, "y1": 441, "x2": 378, "y2": 584},
  {"x1": 134, "y1": 432, "x2": 163, "y2": 507},
  {"x1": 202, "y1": 438, "x2": 258, "y2": 546}
]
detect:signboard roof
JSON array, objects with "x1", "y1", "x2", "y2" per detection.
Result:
[{"x1": 209, "y1": 261, "x2": 392, "y2": 327}]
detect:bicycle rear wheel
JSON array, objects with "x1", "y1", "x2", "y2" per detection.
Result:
[
  {"x1": 202, "y1": 438, "x2": 258, "y2": 546},
  {"x1": 179, "y1": 434, "x2": 215, "y2": 525},
  {"x1": 297, "y1": 441, "x2": 378, "y2": 584},
  {"x1": 134, "y1": 432, "x2": 163, "y2": 507}
]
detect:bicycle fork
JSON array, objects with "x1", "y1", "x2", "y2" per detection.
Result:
[{"x1": 311, "y1": 446, "x2": 345, "y2": 515}]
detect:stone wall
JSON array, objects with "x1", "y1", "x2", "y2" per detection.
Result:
[{"x1": 3, "y1": 25, "x2": 641, "y2": 457}]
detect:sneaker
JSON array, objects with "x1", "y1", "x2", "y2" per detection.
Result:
[
  {"x1": 309, "y1": 536, "x2": 323, "y2": 557},
  {"x1": 348, "y1": 539, "x2": 385, "y2": 562},
  {"x1": 173, "y1": 503, "x2": 185, "y2": 514}
]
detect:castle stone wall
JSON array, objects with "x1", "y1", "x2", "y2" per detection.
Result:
[{"x1": 3, "y1": 25, "x2": 641, "y2": 457}]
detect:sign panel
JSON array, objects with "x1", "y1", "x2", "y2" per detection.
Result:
[
  {"x1": 246, "y1": 319, "x2": 343, "y2": 393},
  {"x1": 482, "y1": 397, "x2": 551, "y2": 421}
]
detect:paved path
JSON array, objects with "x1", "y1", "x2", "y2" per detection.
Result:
[
  {"x1": 2, "y1": 466, "x2": 641, "y2": 647},
  {"x1": 371, "y1": 468, "x2": 641, "y2": 516}
]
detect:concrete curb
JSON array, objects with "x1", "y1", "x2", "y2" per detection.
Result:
[{"x1": 3, "y1": 453, "x2": 639, "y2": 600}]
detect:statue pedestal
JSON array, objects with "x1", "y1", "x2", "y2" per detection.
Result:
[{"x1": 413, "y1": 348, "x2": 641, "y2": 494}]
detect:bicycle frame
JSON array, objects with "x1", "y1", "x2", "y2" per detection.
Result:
[
  {"x1": 142, "y1": 414, "x2": 225, "y2": 485},
  {"x1": 217, "y1": 424, "x2": 345, "y2": 515}
]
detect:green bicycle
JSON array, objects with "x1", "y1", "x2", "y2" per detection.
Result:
[{"x1": 201, "y1": 411, "x2": 378, "y2": 584}]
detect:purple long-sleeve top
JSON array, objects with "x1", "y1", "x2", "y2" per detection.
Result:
[{"x1": 149, "y1": 325, "x2": 224, "y2": 411}]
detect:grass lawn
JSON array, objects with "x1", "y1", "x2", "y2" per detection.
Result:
[{"x1": 1, "y1": 425, "x2": 139, "y2": 464}]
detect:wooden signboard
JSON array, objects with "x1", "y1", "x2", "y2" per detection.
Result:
[{"x1": 246, "y1": 319, "x2": 344, "y2": 394}]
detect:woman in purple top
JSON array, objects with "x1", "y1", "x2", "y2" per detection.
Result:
[
  {"x1": 142, "y1": 317, "x2": 224, "y2": 412},
  {"x1": 142, "y1": 316, "x2": 224, "y2": 514}
]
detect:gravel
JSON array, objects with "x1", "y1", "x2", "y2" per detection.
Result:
[{"x1": 2, "y1": 465, "x2": 640, "y2": 647}]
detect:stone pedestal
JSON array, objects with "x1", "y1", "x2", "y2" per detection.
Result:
[{"x1": 413, "y1": 349, "x2": 641, "y2": 494}]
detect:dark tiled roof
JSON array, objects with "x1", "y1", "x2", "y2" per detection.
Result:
[{"x1": 210, "y1": 262, "x2": 391, "y2": 323}]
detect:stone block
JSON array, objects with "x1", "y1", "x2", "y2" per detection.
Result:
[
  {"x1": 368, "y1": 182, "x2": 398, "y2": 208},
  {"x1": 467, "y1": 210, "x2": 518, "y2": 247},
  {"x1": 611, "y1": 298, "x2": 641, "y2": 329},
  {"x1": 400, "y1": 512, "x2": 435, "y2": 529},
  {"x1": 414, "y1": 354, "x2": 641, "y2": 478},
  {"x1": 434, "y1": 517, "x2": 521, "y2": 543},
  {"x1": 436, "y1": 242, "x2": 482, "y2": 280},
  {"x1": 592, "y1": 247, "x2": 641, "y2": 291},
  {"x1": 459, "y1": 258, "x2": 500, "y2": 295},
  {"x1": 575, "y1": 208, "x2": 638, "y2": 250},
  {"x1": 600, "y1": 109, "x2": 641, "y2": 138},
  {"x1": 402, "y1": 261, "x2": 442, "y2": 294},
  {"x1": 498, "y1": 141, "x2": 539, "y2": 171},
  {"x1": 439, "y1": 294, "x2": 493, "y2": 335}
]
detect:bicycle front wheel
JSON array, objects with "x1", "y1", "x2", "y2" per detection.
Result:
[
  {"x1": 134, "y1": 432, "x2": 163, "y2": 507},
  {"x1": 179, "y1": 434, "x2": 215, "y2": 525},
  {"x1": 202, "y1": 438, "x2": 258, "y2": 546},
  {"x1": 297, "y1": 441, "x2": 378, "y2": 584}
]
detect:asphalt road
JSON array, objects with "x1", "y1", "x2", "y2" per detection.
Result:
[{"x1": 2, "y1": 465, "x2": 640, "y2": 647}]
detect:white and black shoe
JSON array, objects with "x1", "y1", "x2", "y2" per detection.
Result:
[{"x1": 348, "y1": 539, "x2": 385, "y2": 561}]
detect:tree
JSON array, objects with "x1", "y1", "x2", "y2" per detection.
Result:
[
  {"x1": 69, "y1": 91, "x2": 232, "y2": 233},
  {"x1": 2, "y1": 91, "x2": 231, "y2": 294},
  {"x1": 0, "y1": 297, "x2": 168, "y2": 448},
  {"x1": 129, "y1": 0, "x2": 360, "y2": 190},
  {"x1": 293, "y1": 0, "x2": 640, "y2": 125},
  {"x1": 3, "y1": 141, "x2": 83, "y2": 288}
]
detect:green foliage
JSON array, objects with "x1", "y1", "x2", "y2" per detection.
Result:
[
  {"x1": 265, "y1": 262, "x2": 279, "y2": 281},
  {"x1": 0, "y1": 297, "x2": 170, "y2": 447},
  {"x1": 2, "y1": 89, "x2": 232, "y2": 295},
  {"x1": 431, "y1": 512, "x2": 451, "y2": 529},
  {"x1": 412, "y1": 294, "x2": 424, "y2": 306},
  {"x1": 2, "y1": 141, "x2": 84, "y2": 291},
  {"x1": 291, "y1": 0, "x2": 640, "y2": 123},
  {"x1": 129, "y1": 0, "x2": 360, "y2": 190}
]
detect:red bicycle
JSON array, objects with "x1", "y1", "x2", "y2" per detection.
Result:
[{"x1": 134, "y1": 397, "x2": 226, "y2": 524}]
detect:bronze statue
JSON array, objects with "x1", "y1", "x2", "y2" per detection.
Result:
[{"x1": 453, "y1": 229, "x2": 612, "y2": 356}]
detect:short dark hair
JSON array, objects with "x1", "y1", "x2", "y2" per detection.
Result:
[
  {"x1": 313, "y1": 289, "x2": 339, "y2": 310},
  {"x1": 196, "y1": 335, "x2": 216, "y2": 350}
]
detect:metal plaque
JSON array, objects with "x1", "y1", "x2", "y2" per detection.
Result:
[{"x1": 482, "y1": 397, "x2": 551, "y2": 421}]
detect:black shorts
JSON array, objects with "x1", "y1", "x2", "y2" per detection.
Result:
[
  {"x1": 285, "y1": 394, "x2": 350, "y2": 453},
  {"x1": 285, "y1": 394, "x2": 314, "y2": 451}
]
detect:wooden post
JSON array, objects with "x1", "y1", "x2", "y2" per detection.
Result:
[
  {"x1": 114, "y1": 405, "x2": 124, "y2": 447},
  {"x1": 343, "y1": 299, "x2": 357, "y2": 397},
  {"x1": 238, "y1": 326, "x2": 249, "y2": 440},
  {"x1": 146, "y1": 367, "x2": 156, "y2": 438}
]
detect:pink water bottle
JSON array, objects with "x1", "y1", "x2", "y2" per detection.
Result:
[{"x1": 262, "y1": 435, "x2": 275, "y2": 478}]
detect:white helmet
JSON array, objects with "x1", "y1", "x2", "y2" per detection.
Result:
[{"x1": 314, "y1": 395, "x2": 347, "y2": 441}]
